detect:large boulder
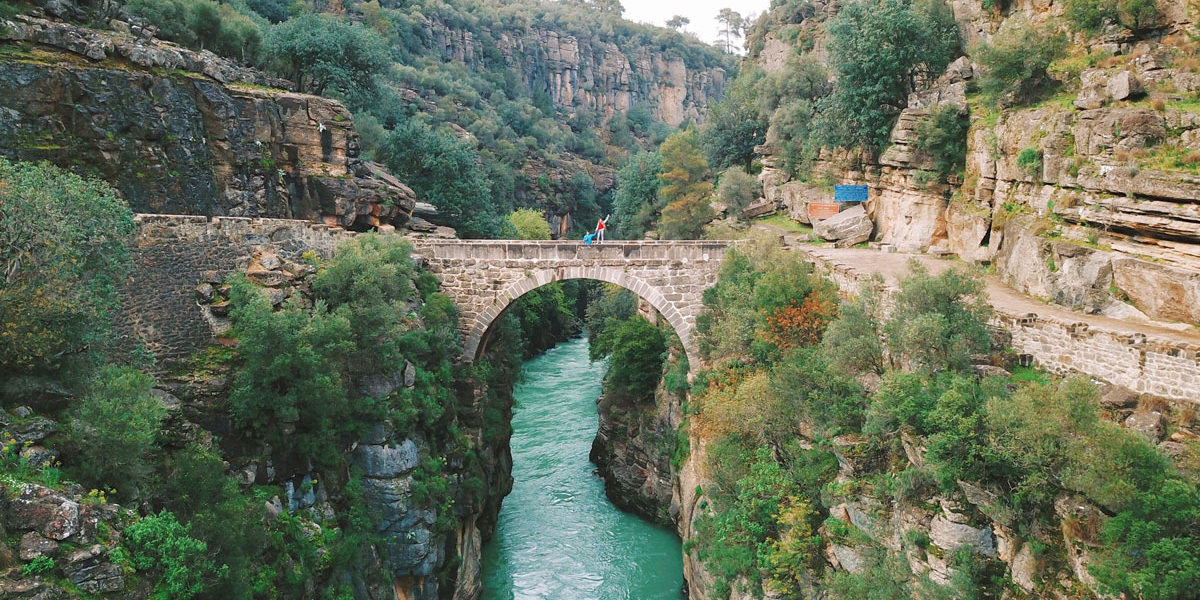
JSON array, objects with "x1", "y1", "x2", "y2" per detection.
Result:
[
  {"x1": 61, "y1": 545, "x2": 124, "y2": 594},
  {"x1": 814, "y1": 204, "x2": 874, "y2": 247}
]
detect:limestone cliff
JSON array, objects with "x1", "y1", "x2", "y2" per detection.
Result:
[
  {"x1": 415, "y1": 13, "x2": 728, "y2": 127},
  {"x1": 754, "y1": 0, "x2": 1200, "y2": 328},
  {"x1": 0, "y1": 15, "x2": 415, "y2": 230}
]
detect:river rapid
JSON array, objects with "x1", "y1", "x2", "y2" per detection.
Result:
[{"x1": 480, "y1": 336, "x2": 684, "y2": 600}]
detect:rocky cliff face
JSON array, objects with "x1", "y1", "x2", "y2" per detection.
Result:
[
  {"x1": 590, "y1": 376, "x2": 681, "y2": 527},
  {"x1": 755, "y1": 0, "x2": 1200, "y2": 328},
  {"x1": 419, "y1": 17, "x2": 727, "y2": 127},
  {"x1": 0, "y1": 15, "x2": 415, "y2": 230}
]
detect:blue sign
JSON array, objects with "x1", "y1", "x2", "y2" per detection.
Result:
[{"x1": 834, "y1": 185, "x2": 868, "y2": 203}]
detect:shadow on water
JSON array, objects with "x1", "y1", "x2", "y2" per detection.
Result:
[{"x1": 480, "y1": 336, "x2": 684, "y2": 600}]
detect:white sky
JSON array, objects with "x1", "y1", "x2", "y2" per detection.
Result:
[{"x1": 622, "y1": 1, "x2": 772, "y2": 53}]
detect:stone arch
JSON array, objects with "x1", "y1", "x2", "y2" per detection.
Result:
[{"x1": 464, "y1": 266, "x2": 698, "y2": 368}]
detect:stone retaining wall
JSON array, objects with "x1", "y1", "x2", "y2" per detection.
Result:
[
  {"x1": 120, "y1": 214, "x2": 354, "y2": 364},
  {"x1": 799, "y1": 248, "x2": 1200, "y2": 403}
]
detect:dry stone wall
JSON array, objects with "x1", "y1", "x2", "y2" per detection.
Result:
[
  {"x1": 120, "y1": 214, "x2": 354, "y2": 364},
  {"x1": 799, "y1": 247, "x2": 1200, "y2": 403}
]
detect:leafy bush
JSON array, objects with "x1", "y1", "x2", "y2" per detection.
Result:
[
  {"x1": 67, "y1": 366, "x2": 166, "y2": 496},
  {"x1": 1017, "y1": 147, "x2": 1043, "y2": 178},
  {"x1": 715, "y1": 168, "x2": 760, "y2": 220},
  {"x1": 0, "y1": 158, "x2": 135, "y2": 380},
  {"x1": 21, "y1": 555, "x2": 55, "y2": 577},
  {"x1": 973, "y1": 19, "x2": 1067, "y2": 107},
  {"x1": 260, "y1": 14, "x2": 389, "y2": 104},
  {"x1": 311, "y1": 235, "x2": 417, "y2": 379},
  {"x1": 503, "y1": 208, "x2": 553, "y2": 240},
  {"x1": 1064, "y1": 0, "x2": 1161, "y2": 32},
  {"x1": 913, "y1": 105, "x2": 969, "y2": 179},
  {"x1": 697, "y1": 241, "x2": 840, "y2": 365},
  {"x1": 1092, "y1": 478, "x2": 1200, "y2": 600},
  {"x1": 695, "y1": 447, "x2": 835, "y2": 598},
  {"x1": 126, "y1": 0, "x2": 262, "y2": 63},
  {"x1": 767, "y1": 347, "x2": 868, "y2": 438},
  {"x1": 821, "y1": 277, "x2": 886, "y2": 375},
  {"x1": 605, "y1": 316, "x2": 666, "y2": 403},
  {"x1": 124, "y1": 511, "x2": 218, "y2": 600},
  {"x1": 883, "y1": 261, "x2": 992, "y2": 373},
  {"x1": 375, "y1": 120, "x2": 499, "y2": 238},
  {"x1": 228, "y1": 280, "x2": 354, "y2": 467}
]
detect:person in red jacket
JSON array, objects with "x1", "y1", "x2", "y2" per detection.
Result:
[{"x1": 596, "y1": 214, "x2": 609, "y2": 243}]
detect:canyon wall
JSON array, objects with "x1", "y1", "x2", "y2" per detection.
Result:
[
  {"x1": 418, "y1": 16, "x2": 727, "y2": 127},
  {"x1": 0, "y1": 16, "x2": 414, "y2": 228}
]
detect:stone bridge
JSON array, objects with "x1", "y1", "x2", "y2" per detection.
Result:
[{"x1": 409, "y1": 240, "x2": 733, "y2": 366}]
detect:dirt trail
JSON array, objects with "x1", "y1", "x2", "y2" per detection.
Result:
[{"x1": 750, "y1": 222, "x2": 1200, "y2": 346}]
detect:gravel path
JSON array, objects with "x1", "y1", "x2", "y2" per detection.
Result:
[{"x1": 750, "y1": 222, "x2": 1200, "y2": 346}]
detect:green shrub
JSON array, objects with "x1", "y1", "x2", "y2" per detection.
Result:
[
  {"x1": 768, "y1": 347, "x2": 867, "y2": 438},
  {"x1": 1017, "y1": 147, "x2": 1043, "y2": 177},
  {"x1": 824, "y1": 547, "x2": 913, "y2": 599},
  {"x1": 68, "y1": 366, "x2": 167, "y2": 496},
  {"x1": 228, "y1": 280, "x2": 354, "y2": 467},
  {"x1": 21, "y1": 555, "x2": 55, "y2": 577},
  {"x1": 913, "y1": 105, "x2": 969, "y2": 179},
  {"x1": 694, "y1": 447, "x2": 834, "y2": 598},
  {"x1": 126, "y1": 0, "x2": 262, "y2": 63},
  {"x1": 503, "y1": 208, "x2": 553, "y2": 240},
  {"x1": 973, "y1": 19, "x2": 1067, "y2": 107},
  {"x1": 822, "y1": 276, "x2": 886, "y2": 375},
  {"x1": 260, "y1": 14, "x2": 388, "y2": 105},
  {"x1": 124, "y1": 511, "x2": 217, "y2": 600},
  {"x1": 716, "y1": 167, "x2": 760, "y2": 220},
  {"x1": 375, "y1": 120, "x2": 499, "y2": 238},
  {"x1": 0, "y1": 158, "x2": 135, "y2": 380},
  {"x1": 883, "y1": 261, "x2": 993, "y2": 374},
  {"x1": 1065, "y1": 0, "x2": 1160, "y2": 32},
  {"x1": 606, "y1": 316, "x2": 667, "y2": 403},
  {"x1": 1092, "y1": 478, "x2": 1200, "y2": 600}
]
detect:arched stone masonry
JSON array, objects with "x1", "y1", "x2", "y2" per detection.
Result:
[{"x1": 409, "y1": 240, "x2": 733, "y2": 369}]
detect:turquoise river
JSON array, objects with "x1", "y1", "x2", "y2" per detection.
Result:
[{"x1": 480, "y1": 336, "x2": 684, "y2": 599}]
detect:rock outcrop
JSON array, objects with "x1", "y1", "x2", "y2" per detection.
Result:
[
  {"x1": 754, "y1": 4, "x2": 1200, "y2": 327},
  {"x1": 0, "y1": 16, "x2": 415, "y2": 228},
  {"x1": 419, "y1": 17, "x2": 727, "y2": 127},
  {"x1": 590, "y1": 379, "x2": 681, "y2": 527}
]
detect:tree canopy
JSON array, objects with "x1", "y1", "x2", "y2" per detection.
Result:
[
  {"x1": 0, "y1": 159, "x2": 135, "y2": 381},
  {"x1": 376, "y1": 121, "x2": 500, "y2": 239},
  {"x1": 819, "y1": 0, "x2": 960, "y2": 152}
]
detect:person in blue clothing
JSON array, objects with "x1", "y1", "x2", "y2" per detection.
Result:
[{"x1": 583, "y1": 230, "x2": 595, "y2": 244}]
